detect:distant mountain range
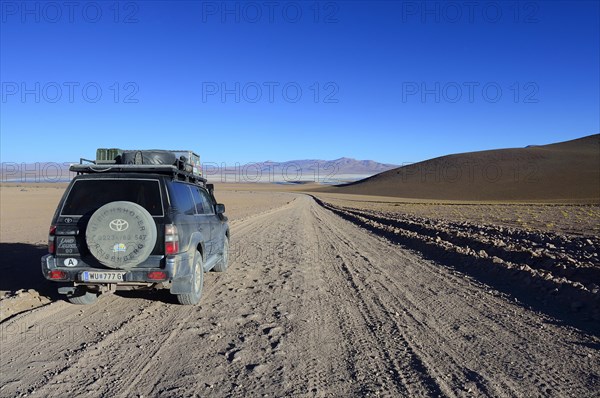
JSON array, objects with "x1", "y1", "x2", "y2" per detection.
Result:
[
  {"x1": 203, "y1": 158, "x2": 399, "y2": 183},
  {"x1": 215, "y1": 158, "x2": 398, "y2": 174},
  {"x1": 1, "y1": 158, "x2": 398, "y2": 183}
]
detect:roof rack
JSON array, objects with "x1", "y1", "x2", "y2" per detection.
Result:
[{"x1": 70, "y1": 163, "x2": 207, "y2": 186}]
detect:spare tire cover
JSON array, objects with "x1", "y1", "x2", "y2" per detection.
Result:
[{"x1": 86, "y1": 201, "x2": 158, "y2": 269}]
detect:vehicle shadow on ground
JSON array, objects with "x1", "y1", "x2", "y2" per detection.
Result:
[
  {"x1": 0, "y1": 243, "x2": 62, "y2": 300},
  {"x1": 115, "y1": 289, "x2": 179, "y2": 304}
]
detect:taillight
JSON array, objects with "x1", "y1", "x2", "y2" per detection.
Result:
[
  {"x1": 48, "y1": 225, "x2": 56, "y2": 254},
  {"x1": 48, "y1": 270, "x2": 67, "y2": 280},
  {"x1": 148, "y1": 271, "x2": 167, "y2": 280},
  {"x1": 165, "y1": 224, "x2": 179, "y2": 255}
]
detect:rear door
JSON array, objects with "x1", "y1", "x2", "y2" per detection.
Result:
[
  {"x1": 199, "y1": 187, "x2": 224, "y2": 255},
  {"x1": 190, "y1": 186, "x2": 218, "y2": 256},
  {"x1": 58, "y1": 177, "x2": 164, "y2": 263},
  {"x1": 168, "y1": 182, "x2": 200, "y2": 254}
]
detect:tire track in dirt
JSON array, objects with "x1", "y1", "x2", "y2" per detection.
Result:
[
  {"x1": 310, "y1": 195, "x2": 599, "y2": 397},
  {"x1": 313, "y1": 209, "x2": 514, "y2": 396},
  {"x1": 310, "y1": 202, "x2": 448, "y2": 397},
  {"x1": 337, "y1": 205, "x2": 600, "y2": 286},
  {"x1": 1, "y1": 294, "x2": 157, "y2": 397},
  {"x1": 311, "y1": 196, "x2": 600, "y2": 335},
  {"x1": 121, "y1": 196, "x2": 310, "y2": 397}
]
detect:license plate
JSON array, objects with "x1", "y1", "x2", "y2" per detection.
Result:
[{"x1": 81, "y1": 271, "x2": 126, "y2": 282}]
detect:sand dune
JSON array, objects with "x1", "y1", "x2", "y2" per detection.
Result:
[{"x1": 317, "y1": 134, "x2": 600, "y2": 202}]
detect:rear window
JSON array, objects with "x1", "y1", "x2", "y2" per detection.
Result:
[{"x1": 61, "y1": 179, "x2": 163, "y2": 216}]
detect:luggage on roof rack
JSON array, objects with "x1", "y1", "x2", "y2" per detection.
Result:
[
  {"x1": 172, "y1": 150, "x2": 201, "y2": 176},
  {"x1": 94, "y1": 148, "x2": 202, "y2": 177},
  {"x1": 70, "y1": 163, "x2": 207, "y2": 185},
  {"x1": 121, "y1": 150, "x2": 178, "y2": 167},
  {"x1": 73, "y1": 148, "x2": 206, "y2": 185}
]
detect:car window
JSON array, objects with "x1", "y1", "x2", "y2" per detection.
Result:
[
  {"x1": 199, "y1": 189, "x2": 214, "y2": 214},
  {"x1": 190, "y1": 187, "x2": 206, "y2": 214},
  {"x1": 61, "y1": 179, "x2": 163, "y2": 216},
  {"x1": 190, "y1": 187, "x2": 214, "y2": 214},
  {"x1": 169, "y1": 183, "x2": 195, "y2": 215}
]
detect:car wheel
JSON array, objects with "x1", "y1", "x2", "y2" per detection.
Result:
[
  {"x1": 177, "y1": 251, "x2": 204, "y2": 305},
  {"x1": 67, "y1": 287, "x2": 99, "y2": 305},
  {"x1": 212, "y1": 237, "x2": 229, "y2": 272}
]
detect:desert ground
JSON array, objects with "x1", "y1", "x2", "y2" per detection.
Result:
[{"x1": 1, "y1": 182, "x2": 599, "y2": 397}]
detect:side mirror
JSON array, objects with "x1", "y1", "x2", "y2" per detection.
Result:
[{"x1": 215, "y1": 204, "x2": 225, "y2": 214}]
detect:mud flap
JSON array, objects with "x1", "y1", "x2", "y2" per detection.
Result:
[{"x1": 169, "y1": 249, "x2": 196, "y2": 294}]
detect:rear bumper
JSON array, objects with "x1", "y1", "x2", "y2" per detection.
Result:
[{"x1": 41, "y1": 254, "x2": 176, "y2": 284}]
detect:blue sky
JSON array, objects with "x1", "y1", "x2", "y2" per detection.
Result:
[{"x1": 1, "y1": 0, "x2": 598, "y2": 164}]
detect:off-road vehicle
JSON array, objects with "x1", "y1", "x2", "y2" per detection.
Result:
[{"x1": 41, "y1": 149, "x2": 229, "y2": 305}]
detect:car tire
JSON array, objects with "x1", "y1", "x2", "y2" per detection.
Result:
[
  {"x1": 177, "y1": 251, "x2": 204, "y2": 305},
  {"x1": 67, "y1": 288, "x2": 99, "y2": 305},
  {"x1": 212, "y1": 237, "x2": 229, "y2": 272},
  {"x1": 86, "y1": 201, "x2": 157, "y2": 269}
]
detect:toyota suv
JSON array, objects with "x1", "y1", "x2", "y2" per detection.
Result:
[{"x1": 41, "y1": 150, "x2": 229, "y2": 305}]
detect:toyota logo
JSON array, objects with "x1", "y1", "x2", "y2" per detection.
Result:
[{"x1": 109, "y1": 219, "x2": 129, "y2": 232}]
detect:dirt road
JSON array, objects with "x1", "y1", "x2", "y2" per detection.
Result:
[{"x1": 1, "y1": 195, "x2": 598, "y2": 397}]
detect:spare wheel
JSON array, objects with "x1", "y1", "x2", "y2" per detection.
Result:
[{"x1": 86, "y1": 201, "x2": 157, "y2": 269}]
